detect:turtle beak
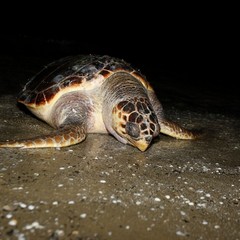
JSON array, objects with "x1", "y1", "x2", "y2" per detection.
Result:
[{"x1": 133, "y1": 136, "x2": 153, "y2": 152}]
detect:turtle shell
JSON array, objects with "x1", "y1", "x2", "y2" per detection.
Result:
[{"x1": 18, "y1": 55, "x2": 151, "y2": 108}]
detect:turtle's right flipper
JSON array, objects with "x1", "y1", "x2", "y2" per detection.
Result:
[{"x1": 0, "y1": 125, "x2": 86, "y2": 148}]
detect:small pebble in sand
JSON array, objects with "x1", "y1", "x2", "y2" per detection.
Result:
[
  {"x1": 3, "y1": 205, "x2": 15, "y2": 211},
  {"x1": 187, "y1": 201, "x2": 194, "y2": 206},
  {"x1": 176, "y1": 230, "x2": 186, "y2": 236},
  {"x1": 28, "y1": 205, "x2": 35, "y2": 210},
  {"x1": 12, "y1": 187, "x2": 23, "y2": 190},
  {"x1": 54, "y1": 229, "x2": 64, "y2": 236},
  {"x1": 180, "y1": 211, "x2": 186, "y2": 216},
  {"x1": 165, "y1": 195, "x2": 170, "y2": 199},
  {"x1": 80, "y1": 213, "x2": 87, "y2": 219},
  {"x1": 134, "y1": 193, "x2": 141, "y2": 196},
  {"x1": 19, "y1": 202, "x2": 27, "y2": 208},
  {"x1": 232, "y1": 198, "x2": 238, "y2": 204},
  {"x1": 24, "y1": 221, "x2": 44, "y2": 230},
  {"x1": 197, "y1": 203, "x2": 206, "y2": 208},
  {"x1": 100, "y1": 180, "x2": 106, "y2": 183},
  {"x1": 202, "y1": 166, "x2": 210, "y2": 172},
  {"x1": 8, "y1": 219, "x2": 17, "y2": 226},
  {"x1": 6, "y1": 213, "x2": 13, "y2": 219},
  {"x1": 154, "y1": 197, "x2": 161, "y2": 202}
]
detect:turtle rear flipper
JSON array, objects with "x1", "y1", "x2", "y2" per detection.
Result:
[
  {"x1": 159, "y1": 119, "x2": 201, "y2": 140},
  {"x1": 0, "y1": 124, "x2": 86, "y2": 148}
]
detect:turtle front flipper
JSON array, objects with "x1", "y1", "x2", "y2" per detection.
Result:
[
  {"x1": 147, "y1": 90, "x2": 200, "y2": 140},
  {"x1": 0, "y1": 124, "x2": 86, "y2": 148},
  {"x1": 159, "y1": 119, "x2": 198, "y2": 139}
]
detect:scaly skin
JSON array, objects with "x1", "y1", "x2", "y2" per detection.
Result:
[
  {"x1": 0, "y1": 125, "x2": 86, "y2": 148},
  {"x1": 102, "y1": 72, "x2": 160, "y2": 151}
]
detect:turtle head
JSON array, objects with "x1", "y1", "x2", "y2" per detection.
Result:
[{"x1": 111, "y1": 98, "x2": 160, "y2": 151}]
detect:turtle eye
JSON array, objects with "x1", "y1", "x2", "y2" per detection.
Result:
[{"x1": 125, "y1": 122, "x2": 140, "y2": 139}]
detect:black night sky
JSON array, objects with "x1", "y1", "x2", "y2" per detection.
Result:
[{"x1": 0, "y1": 17, "x2": 238, "y2": 117}]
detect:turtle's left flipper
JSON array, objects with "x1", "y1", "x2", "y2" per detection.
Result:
[
  {"x1": 148, "y1": 90, "x2": 201, "y2": 140},
  {"x1": 0, "y1": 124, "x2": 86, "y2": 148},
  {"x1": 159, "y1": 119, "x2": 200, "y2": 140}
]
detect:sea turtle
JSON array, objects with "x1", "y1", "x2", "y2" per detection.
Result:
[{"x1": 0, "y1": 55, "x2": 198, "y2": 151}]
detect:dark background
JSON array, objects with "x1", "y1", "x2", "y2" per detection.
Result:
[{"x1": 0, "y1": 9, "x2": 238, "y2": 117}]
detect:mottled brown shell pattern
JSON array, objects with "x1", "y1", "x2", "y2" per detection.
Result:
[{"x1": 18, "y1": 55, "x2": 149, "y2": 107}]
